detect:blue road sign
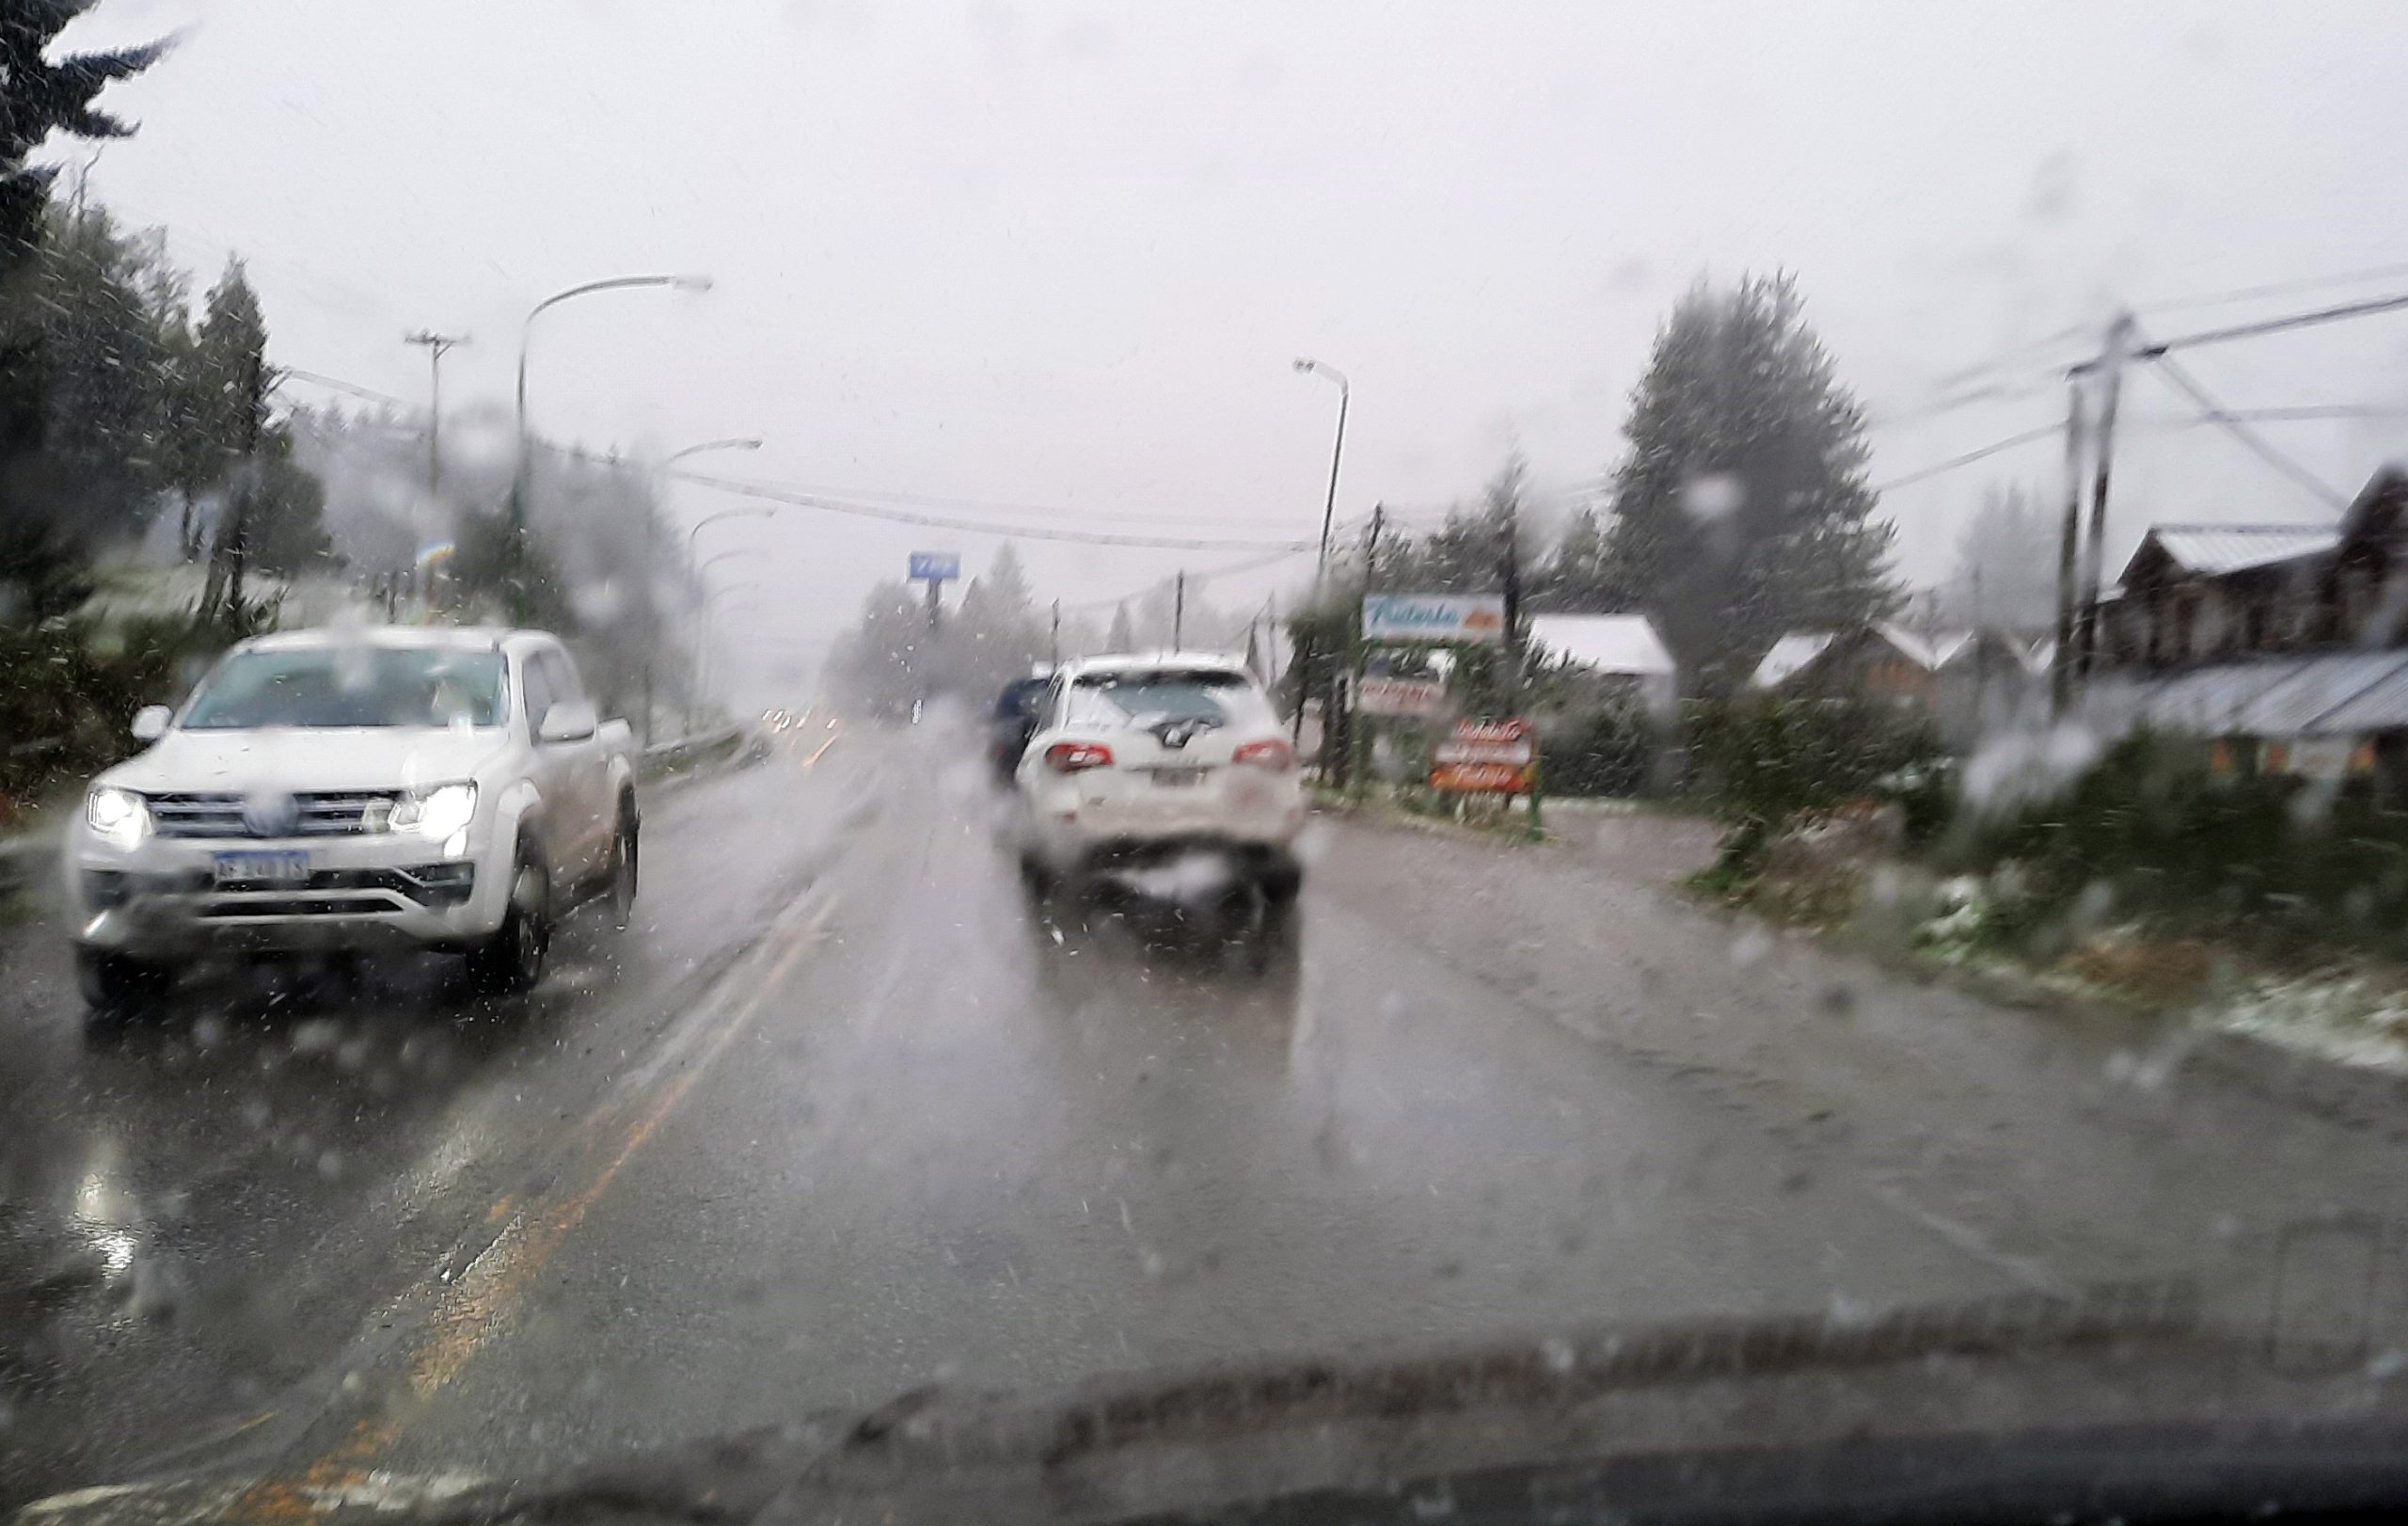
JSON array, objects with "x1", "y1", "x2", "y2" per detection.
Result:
[{"x1": 909, "y1": 552, "x2": 960, "y2": 581}]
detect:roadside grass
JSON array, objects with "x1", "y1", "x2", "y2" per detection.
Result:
[
  {"x1": 1310, "y1": 782, "x2": 1553, "y2": 845},
  {"x1": 1691, "y1": 811, "x2": 2408, "y2": 1081}
]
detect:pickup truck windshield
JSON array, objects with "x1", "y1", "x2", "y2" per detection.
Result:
[{"x1": 181, "y1": 649, "x2": 507, "y2": 730}]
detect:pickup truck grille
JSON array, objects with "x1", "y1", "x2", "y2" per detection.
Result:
[{"x1": 149, "y1": 790, "x2": 404, "y2": 839}]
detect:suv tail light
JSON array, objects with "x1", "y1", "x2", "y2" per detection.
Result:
[
  {"x1": 1233, "y1": 739, "x2": 1294, "y2": 771},
  {"x1": 1044, "y1": 740, "x2": 1115, "y2": 772}
]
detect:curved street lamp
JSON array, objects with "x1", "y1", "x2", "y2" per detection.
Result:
[
  {"x1": 506, "y1": 272, "x2": 713, "y2": 619},
  {"x1": 696, "y1": 582, "x2": 768, "y2": 710},
  {"x1": 688, "y1": 566, "x2": 769, "y2": 729},
  {"x1": 686, "y1": 504, "x2": 778, "y2": 563},
  {"x1": 1292, "y1": 357, "x2": 1350, "y2": 577},
  {"x1": 1290, "y1": 357, "x2": 1352, "y2": 757},
  {"x1": 665, "y1": 436, "x2": 762, "y2": 470}
]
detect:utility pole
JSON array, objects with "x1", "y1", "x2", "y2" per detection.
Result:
[
  {"x1": 1050, "y1": 599, "x2": 1061, "y2": 668},
  {"x1": 404, "y1": 330, "x2": 467, "y2": 501},
  {"x1": 1971, "y1": 564, "x2": 1988, "y2": 727},
  {"x1": 2072, "y1": 313, "x2": 2137, "y2": 687},
  {"x1": 1498, "y1": 486, "x2": 1540, "y2": 839},
  {"x1": 2051, "y1": 377, "x2": 2089, "y2": 718},
  {"x1": 1499, "y1": 493, "x2": 1524, "y2": 711},
  {"x1": 1172, "y1": 571, "x2": 1185, "y2": 650},
  {"x1": 1347, "y1": 504, "x2": 1386, "y2": 801}
]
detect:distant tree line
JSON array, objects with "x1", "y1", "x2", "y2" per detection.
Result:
[
  {"x1": 1, "y1": 7, "x2": 333, "y2": 628},
  {"x1": 1348, "y1": 273, "x2": 1899, "y2": 700},
  {"x1": 826, "y1": 273, "x2": 1903, "y2": 721}
]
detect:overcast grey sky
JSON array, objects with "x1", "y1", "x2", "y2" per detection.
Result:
[{"x1": 57, "y1": 0, "x2": 2408, "y2": 668}]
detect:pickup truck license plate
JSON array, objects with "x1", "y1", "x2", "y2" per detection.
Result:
[
  {"x1": 213, "y1": 850, "x2": 311, "y2": 887},
  {"x1": 1148, "y1": 767, "x2": 1207, "y2": 788}
]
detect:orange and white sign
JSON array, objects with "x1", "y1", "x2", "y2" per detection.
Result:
[{"x1": 1432, "y1": 718, "x2": 1534, "y2": 793}]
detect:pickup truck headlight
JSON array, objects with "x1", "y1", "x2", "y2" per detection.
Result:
[
  {"x1": 390, "y1": 782, "x2": 477, "y2": 839},
  {"x1": 86, "y1": 786, "x2": 150, "y2": 850}
]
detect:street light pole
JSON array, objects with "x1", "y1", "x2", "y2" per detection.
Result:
[
  {"x1": 689, "y1": 549, "x2": 765, "y2": 731},
  {"x1": 508, "y1": 273, "x2": 713, "y2": 621},
  {"x1": 1291, "y1": 356, "x2": 1352, "y2": 764},
  {"x1": 1293, "y1": 358, "x2": 1351, "y2": 577},
  {"x1": 697, "y1": 580, "x2": 766, "y2": 720},
  {"x1": 685, "y1": 504, "x2": 777, "y2": 565},
  {"x1": 663, "y1": 436, "x2": 763, "y2": 474}
]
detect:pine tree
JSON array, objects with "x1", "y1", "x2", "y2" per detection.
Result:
[
  {"x1": 1538, "y1": 506, "x2": 1610, "y2": 612},
  {"x1": 977, "y1": 541, "x2": 1031, "y2": 611},
  {"x1": 1104, "y1": 602, "x2": 1134, "y2": 651},
  {"x1": 0, "y1": 8, "x2": 169, "y2": 609},
  {"x1": 0, "y1": 3, "x2": 168, "y2": 612},
  {"x1": 953, "y1": 541, "x2": 1041, "y2": 691},
  {"x1": 195, "y1": 259, "x2": 275, "y2": 618},
  {"x1": 1940, "y1": 484, "x2": 2057, "y2": 630},
  {"x1": 33, "y1": 201, "x2": 169, "y2": 536},
  {"x1": 0, "y1": 3, "x2": 167, "y2": 273},
  {"x1": 1597, "y1": 273, "x2": 1896, "y2": 694}
]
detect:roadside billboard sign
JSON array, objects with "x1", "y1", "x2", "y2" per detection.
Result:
[
  {"x1": 1430, "y1": 717, "x2": 1534, "y2": 793},
  {"x1": 908, "y1": 551, "x2": 960, "y2": 581},
  {"x1": 1358, "y1": 676, "x2": 1448, "y2": 717},
  {"x1": 1363, "y1": 593, "x2": 1506, "y2": 645}
]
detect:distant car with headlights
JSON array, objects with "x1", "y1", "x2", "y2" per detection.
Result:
[
  {"x1": 64, "y1": 626, "x2": 639, "y2": 1012},
  {"x1": 1011, "y1": 652, "x2": 1305, "y2": 898}
]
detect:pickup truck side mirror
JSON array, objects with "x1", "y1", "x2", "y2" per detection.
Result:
[
  {"x1": 537, "y1": 699, "x2": 598, "y2": 743},
  {"x1": 131, "y1": 705, "x2": 170, "y2": 742}
]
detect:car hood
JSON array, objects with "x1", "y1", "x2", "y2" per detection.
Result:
[{"x1": 98, "y1": 726, "x2": 511, "y2": 796}]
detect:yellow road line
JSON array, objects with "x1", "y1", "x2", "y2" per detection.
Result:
[{"x1": 225, "y1": 896, "x2": 835, "y2": 1520}]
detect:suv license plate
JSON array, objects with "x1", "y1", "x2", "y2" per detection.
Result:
[
  {"x1": 213, "y1": 850, "x2": 311, "y2": 886},
  {"x1": 1148, "y1": 767, "x2": 1207, "y2": 788}
]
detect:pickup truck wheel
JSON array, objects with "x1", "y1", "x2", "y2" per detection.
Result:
[
  {"x1": 606, "y1": 814, "x2": 638, "y2": 932},
  {"x1": 468, "y1": 855, "x2": 551, "y2": 995},
  {"x1": 75, "y1": 946, "x2": 171, "y2": 1015}
]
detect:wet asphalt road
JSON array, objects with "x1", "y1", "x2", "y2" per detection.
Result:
[{"x1": 8, "y1": 717, "x2": 2408, "y2": 1508}]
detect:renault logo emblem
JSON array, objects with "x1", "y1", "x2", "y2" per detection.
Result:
[{"x1": 241, "y1": 791, "x2": 300, "y2": 838}]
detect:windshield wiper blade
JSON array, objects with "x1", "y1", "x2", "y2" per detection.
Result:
[
  {"x1": 1040, "y1": 1280, "x2": 2200, "y2": 1468},
  {"x1": 389, "y1": 1387, "x2": 943, "y2": 1526}
]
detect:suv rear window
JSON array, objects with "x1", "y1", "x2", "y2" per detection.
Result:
[{"x1": 1066, "y1": 669, "x2": 1272, "y2": 729}]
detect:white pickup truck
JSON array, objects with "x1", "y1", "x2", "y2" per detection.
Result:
[{"x1": 64, "y1": 625, "x2": 640, "y2": 1011}]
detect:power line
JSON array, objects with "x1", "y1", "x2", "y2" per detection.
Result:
[
  {"x1": 1872, "y1": 422, "x2": 2065, "y2": 493},
  {"x1": 286, "y1": 364, "x2": 1323, "y2": 540},
  {"x1": 662, "y1": 470, "x2": 1312, "y2": 533},
  {"x1": 681, "y1": 469, "x2": 1320, "y2": 552},
  {"x1": 2136, "y1": 261, "x2": 2408, "y2": 316},
  {"x1": 1891, "y1": 272, "x2": 2408, "y2": 424},
  {"x1": 278, "y1": 367, "x2": 417, "y2": 410},
  {"x1": 2143, "y1": 353, "x2": 2349, "y2": 511},
  {"x1": 1056, "y1": 542, "x2": 1322, "y2": 614},
  {"x1": 2132, "y1": 404, "x2": 2408, "y2": 426},
  {"x1": 2122, "y1": 289, "x2": 2408, "y2": 365}
]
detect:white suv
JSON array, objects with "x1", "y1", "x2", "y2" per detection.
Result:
[
  {"x1": 64, "y1": 626, "x2": 639, "y2": 1011},
  {"x1": 1011, "y1": 652, "x2": 1306, "y2": 898}
]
